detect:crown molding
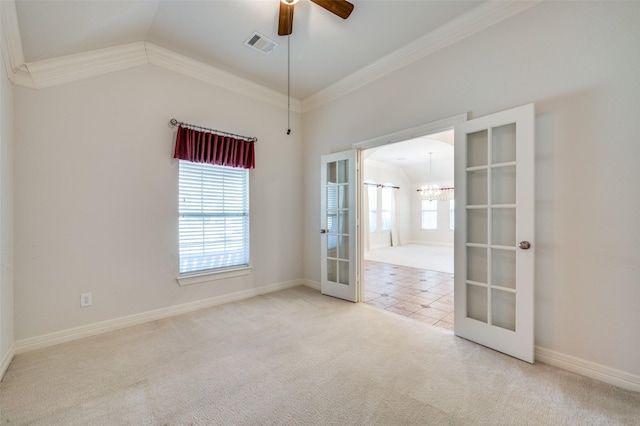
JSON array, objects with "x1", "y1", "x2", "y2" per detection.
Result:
[
  {"x1": 145, "y1": 43, "x2": 301, "y2": 113},
  {"x1": 301, "y1": 0, "x2": 542, "y2": 113},
  {"x1": 1, "y1": 0, "x2": 537, "y2": 112},
  {"x1": 0, "y1": 0, "x2": 298, "y2": 110},
  {"x1": 25, "y1": 42, "x2": 148, "y2": 89},
  {"x1": 0, "y1": 0, "x2": 30, "y2": 86}
]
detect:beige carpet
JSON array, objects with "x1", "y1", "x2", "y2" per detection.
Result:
[
  {"x1": 1, "y1": 286, "x2": 639, "y2": 425},
  {"x1": 365, "y1": 244, "x2": 454, "y2": 273}
]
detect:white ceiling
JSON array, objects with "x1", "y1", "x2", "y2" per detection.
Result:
[
  {"x1": 13, "y1": 0, "x2": 485, "y2": 100},
  {"x1": 365, "y1": 130, "x2": 454, "y2": 185}
]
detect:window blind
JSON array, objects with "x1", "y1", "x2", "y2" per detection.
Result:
[{"x1": 178, "y1": 161, "x2": 249, "y2": 275}]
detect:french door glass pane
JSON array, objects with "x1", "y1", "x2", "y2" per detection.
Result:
[
  {"x1": 327, "y1": 235, "x2": 337, "y2": 258},
  {"x1": 327, "y1": 259, "x2": 337, "y2": 282},
  {"x1": 467, "y1": 130, "x2": 488, "y2": 168},
  {"x1": 327, "y1": 184, "x2": 337, "y2": 210},
  {"x1": 339, "y1": 185, "x2": 348, "y2": 208},
  {"x1": 492, "y1": 249, "x2": 516, "y2": 289},
  {"x1": 339, "y1": 236, "x2": 349, "y2": 260},
  {"x1": 467, "y1": 169, "x2": 488, "y2": 205},
  {"x1": 338, "y1": 212, "x2": 348, "y2": 234},
  {"x1": 492, "y1": 289, "x2": 516, "y2": 331},
  {"x1": 492, "y1": 166, "x2": 516, "y2": 205},
  {"x1": 327, "y1": 214, "x2": 337, "y2": 233},
  {"x1": 467, "y1": 247, "x2": 487, "y2": 283},
  {"x1": 338, "y1": 160, "x2": 348, "y2": 183},
  {"x1": 327, "y1": 162, "x2": 337, "y2": 184},
  {"x1": 492, "y1": 123, "x2": 516, "y2": 164},
  {"x1": 492, "y1": 208, "x2": 516, "y2": 246},
  {"x1": 339, "y1": 261, "x2": 349, "y2": 285},
  {"x1": 467, "y1": 284, "x2": 488, "y2": 323},
  {"x1": 467, "y1": 209, "x2": 488, "y2": 244}
]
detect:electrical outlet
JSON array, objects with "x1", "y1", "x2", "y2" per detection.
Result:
[{"x1": 80, "y1": 292, "x2": 92, "y2": 307}]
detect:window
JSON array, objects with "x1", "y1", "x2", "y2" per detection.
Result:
[
  {"x1": 367, "y1": 184, "x2": 377, "y2": 232},
  {"x1": 421, "y1": 200, "x2": 438, "y2": 230},
  {"x1": 449, "y1": 199, "x2": 455, "y2": 231},
  {"x1": 381, "y1": 187, "x2": 393, "y2": 230},
  {"x1": 178, "y1": 161, "x2": 250, "y2": 275}
]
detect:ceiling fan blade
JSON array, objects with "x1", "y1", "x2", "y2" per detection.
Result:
[
  {"x1": 310, "y1": 0, "x2": 354, "y2": 19},
  {"x1": 278, "y1": 2, "x2": 294, "y2": 36}
]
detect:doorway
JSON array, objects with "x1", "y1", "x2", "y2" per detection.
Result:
[{"x1": 361, "y1": 130, "x2": 455, "y2": 332}]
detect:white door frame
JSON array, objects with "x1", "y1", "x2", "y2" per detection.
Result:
[
  {"x1": 352, "y1": 114, "x2": 468, "y2": 302},
  {"x1": 351, "y1": 114, "x2": 468, "y2": 152}
]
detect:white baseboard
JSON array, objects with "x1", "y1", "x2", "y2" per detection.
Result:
[
  {"x1": 301, "y1": 279, "x2": 320, "y2": 291},
  {"x1": 8, "y1": 281, "x2": 639, "y2": 395},
  {"x1": 369, "y1": 244, "x2": 390, "y2": 250},
  {"x1": 406, "y1": 241, "x2": 454, "y2": 247},
  {"x1": 298, "y1": 284, "x2": 638, "y2": 393},
  {"x1": 535, "y1": 346, "x2": 640, "y2": 393},
  {"x1": 13, "y1": 279, "x2": 304, "y2": 355},
  {"x1": 0, "y1": 342, "x2": 16, "y2": 382}
]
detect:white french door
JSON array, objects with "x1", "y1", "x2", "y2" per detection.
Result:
[
  {"x1": 320, "y1": 150, "x2": 359, "y2": 302},
  {"x1": 454, "y1": 104, "x2": 535, "y2": 363}
]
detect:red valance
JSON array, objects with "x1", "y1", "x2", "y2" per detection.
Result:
[{"x1": 174, "y1": 125, "x2": 255, "y2": 169}]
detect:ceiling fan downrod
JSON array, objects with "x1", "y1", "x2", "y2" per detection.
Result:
[{"x1": 278, "y1": 0, "x2": 355, "y2": 134}]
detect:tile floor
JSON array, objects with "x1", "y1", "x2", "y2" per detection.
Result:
[{"x1": 363, "y1": 260, "x2": 455, "y2": 332}]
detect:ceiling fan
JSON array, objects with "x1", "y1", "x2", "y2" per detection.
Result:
[{"x1": 278, "y1": 0, "x2": 355, "y2": 36}]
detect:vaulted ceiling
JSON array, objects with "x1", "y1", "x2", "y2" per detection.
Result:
[
  {"x1": 2, "y1": 1, "x2": 538, "y2": 111},
  {"x1": 365, "y1": 131, "x2": 455, "y2": 185},
  {"x1": 14, "y1": 0, "x2": 481, "y2": 100}
]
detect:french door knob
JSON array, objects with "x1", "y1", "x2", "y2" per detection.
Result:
[
  {"x1": 320, "y1": 229, "x2": 327, "y2": 234},
  {"x1": 519, "y1": 241, "x2": 531, "y2": 250}
]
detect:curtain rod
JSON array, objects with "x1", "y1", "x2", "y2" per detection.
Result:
[
  {"x1": 169, "y1": 118, "x2": 257, "y2": 143},
  {"x1": 364, "y1": 182, "x2": 400, "y2": 190},
  {"x1": 416, "y1": 187, "x2": 454, "y2": 192}
]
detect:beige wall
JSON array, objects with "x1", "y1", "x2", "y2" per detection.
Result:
[
  {"x1": 13, "y1": 65, "x2": 303, "y2": 339},
  {"x1": 0, "y1": 44, "x2": 15, "y2": 368},
  {"x1": 303, "y1": 1, "x2": 640, "y2": 375}
]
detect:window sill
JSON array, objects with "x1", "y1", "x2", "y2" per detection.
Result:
[{"x1": 177, "y1": 266, "x2": 252, "y2": 286}]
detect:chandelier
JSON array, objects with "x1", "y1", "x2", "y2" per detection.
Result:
[{"x1": 419, "y1": 152, "x2": 441, "y2": 201}]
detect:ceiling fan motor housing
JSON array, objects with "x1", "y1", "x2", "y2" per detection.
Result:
[{"x1": 278, "y1": 0, "x2": 354, "y2": 36}]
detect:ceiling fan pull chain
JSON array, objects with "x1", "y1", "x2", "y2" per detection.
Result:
[{"x1": 287, "y1": 34, "x2": 292, "y2": 135}]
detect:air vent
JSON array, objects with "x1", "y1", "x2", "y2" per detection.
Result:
[{"x1": 244, "y1": 32, "x2": 278, "y2": 55}]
